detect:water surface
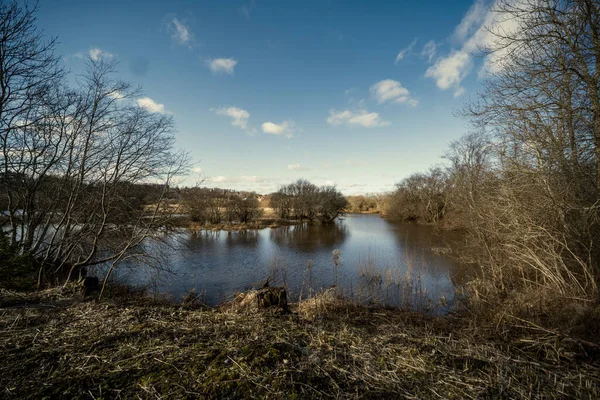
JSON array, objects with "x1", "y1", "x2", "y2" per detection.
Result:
[{"x1": 111, "y1": 214, "x2": 461, "y2": 312}]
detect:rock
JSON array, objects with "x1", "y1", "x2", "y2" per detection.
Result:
[{"x1": 256, "y1": 286, "x2": 289, "y2": 311}]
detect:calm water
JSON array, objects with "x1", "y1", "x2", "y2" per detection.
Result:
[{"x1": 109, "y1": 214, "x2": 462, "y2": 312}]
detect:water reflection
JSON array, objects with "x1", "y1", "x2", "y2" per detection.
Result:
[
  {"x1": 225, "y1": 230, "x2": 260, "y2": 249},
  {"x1": 269, "y1": 221, "x2": 348, "y2": 252},
  {"x1": 106, "y1": 214, "x2": 461, "y2": 313}
]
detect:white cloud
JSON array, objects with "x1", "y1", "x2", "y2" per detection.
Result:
[
  {"x1": 262, "y1": 121, "x2": 294, "y2": 137},
  {"x1": 421, "y1": 40, "x2": 437, "y2": 63},
  {"x1": 213, "y1": 106, "x2": 250, "y2": 130},
  {"x1": 370, "y1": 79, "x2": 418, "y2": 106},
  {"x1": 288, "y1": 164, "x2": 301, "y2": 170},
  {"x1": 240, "y1": 175, "x2": 264, "y2": 182},
  {"x1": 395, "y1": 38, "x2": 417, "y2": 64},
  {"x1": 206, "y1": 58, "x2": 238, "y2": 74},
  {"x1": 452, "y1": 0, "x2": 488, "y2": 43},
  {"x1": 78, "y1": 48, "x2": 114, "y2": 61},
  {"x1": 426, "y1": 0, "x2": 522, "y2": 95},
  {"x1": 136, "y1": 97, "x2": 167, "y2": 114},
  {"x1": 167, "y1": 17, "x2": 194, "y2": 46},
  {"x1": 208, "y1": 176, "x2": 227, "y2": 183},
  {"x1": 204, "y1": 175, "x2": 268, "y2": 185},
  {"x1": 327, "y1": 109, "x2": 390, "y2": 128},
  {"x1": 463, "y1": 2, "x2": 521, "y2": 75},
  {"x1": 425, "y1": 50, "x2": 472, "y2": 96},
  {"x1": 108, "y1": 90, "x2": 125, "y2": 100},
  {"x1": 313, "y1": 179, "x2": 336, "y2": 187}
]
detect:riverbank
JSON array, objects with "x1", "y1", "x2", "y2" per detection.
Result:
[
  {"x1": 188, "y1": 217, "x2": 301, "y2": 232},
  {"x1": 168, "y1": 206, "x2": 305, "y2": 232},
  {"x1": 1, "y1": 286, "x2": 599, "y2": 399}
]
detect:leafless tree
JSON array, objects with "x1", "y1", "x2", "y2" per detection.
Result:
[
  {"x1": 272, "y1": 179, "x2": 347, "y2": 222},
  {"x1": 0, "y1": 3, "x2": 190, "y2": 286},
  {"x1": 458, "y1": 0, "x2": 600, "y2": 295}
]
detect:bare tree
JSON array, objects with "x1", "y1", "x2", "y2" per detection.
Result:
[
  {"x1": 272, "y1": 179, "x2": 347, "y2": 222},
  {"x1": 0, "y1": 2, "x2": 190, "y2": 286},
  {"x1": 458, "y1": 0, "x2": 600, "y2": 295},
  {"x1": 0, "y1": 1, "x2": 63, "y2": 247}
]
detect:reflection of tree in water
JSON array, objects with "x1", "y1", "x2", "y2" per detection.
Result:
[
  {"x1": 390, "y1": 223, "x2": 446, "y2": 254},
  {"x1": 224, "y1": 230, "x2": 259, "y2": 249},
  {"x1": 182, "y1": 230, "x2": 221, "y2": 251},
  {"x1": 180, "y1": 229, "x2": 260, "y2": 251},
  {"x1": 270, "y1": 222, "x2": 348, "y2": 252},
  {"x1": 387, "y1": 221, "x2": 464, "y2": 308}
]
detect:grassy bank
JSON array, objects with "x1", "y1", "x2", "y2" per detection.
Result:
[{"x1": 1, "y1": 287, "x2": 600, "y2": 399}]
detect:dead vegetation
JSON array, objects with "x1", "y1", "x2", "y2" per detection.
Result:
[{"x1": 1, "y1": 288, "x2": 599, "y2": 399}]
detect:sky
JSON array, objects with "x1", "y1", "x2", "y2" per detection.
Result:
[{"x1": 31, "y1": 0, "x2": 500, "y2": 195}]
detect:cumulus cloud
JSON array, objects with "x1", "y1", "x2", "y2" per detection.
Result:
[
  {"x1": 213, "y1": 106, "x2": 250, "y2": 130},
  {"x1": 425, "y1": 50, "x2": 472, "y2": 97},
  {"x1": 73, "y1": 48, "x2": 114, "y2": 61},
  {"x1": 167, "y1": 17, "x2": 194, "y2": 46},
  {"x1": 89, "y1": 47, "x2": 114, "y2": 61},
  {"x1": 425, "y1": 0, "x2": 521, "y2": 95},
  {"x1": 370, "y1": 79, "x2": 418, "y2": 106},
  {"x1": 206, "y1": 58, "x2": 237, "y2": 74},
  {"x1": 395, "y1": 38, "x2": 417, "y2": 64},
  {"x1": 327, "y1": 109, "x2": 390, "y2": 128},
  {"x1": 136, "y1": 97, "x2": 167, "y2": 114},
  {"x1": 288, "y1": 164, "x2": 301, "y2": 170},
  {"x1": 261, "y1": 121, "x2": 294, "y2": 138}
]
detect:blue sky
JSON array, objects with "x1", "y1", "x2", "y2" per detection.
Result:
[{"x1": 32, "y1": 0, "x2": 496, "y2": 194}]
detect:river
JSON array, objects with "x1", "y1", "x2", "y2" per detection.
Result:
[{"x1": 109, "y1": 213, "x2": 463, "y2": 313}]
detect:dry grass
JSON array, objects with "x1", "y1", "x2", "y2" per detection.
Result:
[
  {"x1": 355, "y1": 253, "x2": 432, "y2": 310},
  {"x1": 1, "y1": 287, "x2": 599, "y2": 399}
]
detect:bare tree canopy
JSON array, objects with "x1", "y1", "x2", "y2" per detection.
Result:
[
  {"x1": 271, "y1": 179, "x2": 348, "y2": 222},
  {"x1": 0, "y1": 2, "x2": 189, "y2": 286},
  {"x1": 386, "y1": 0, "x2": 600, "y2": 299}
]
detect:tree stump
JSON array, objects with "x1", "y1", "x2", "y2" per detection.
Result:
[
  {"x1": 256, "y1": 286, "x2": 289, "y2": 311},
  {"x1": 81, "y1": 276, "x2": 100, "y2": 296}
]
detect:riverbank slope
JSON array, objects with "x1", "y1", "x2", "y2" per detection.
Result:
[{"x1": 1, "y1": 287, "x2": 599, "y2": 399}]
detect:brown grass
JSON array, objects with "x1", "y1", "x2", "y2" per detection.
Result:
[{"x1": 1, "y1": 286, "x2": 600, "y2": 399}]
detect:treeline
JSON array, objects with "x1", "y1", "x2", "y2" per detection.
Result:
[
  {"x1": 345, "y1": 195, "x2": 385, "y2": 213},
  {"x1": 181, "y1": 188, "x2": 262, "y2": 224},
  {"x1": 270, "y1": 179, "x2": 347, "y2": 222},
  {"x1": 385, "y1": 0, "x2": 600, "y2": 303},
  {"x1": 383, "y1": 167, "x2": 449, "y2": 225}
]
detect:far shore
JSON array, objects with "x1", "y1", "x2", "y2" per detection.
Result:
[
  {"x1": 187, "y1": 218, "x2": 302, "y2": 232},
  {"x1": 167, "y1": 207, "x2": 384, "y2": 233}
]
